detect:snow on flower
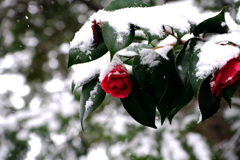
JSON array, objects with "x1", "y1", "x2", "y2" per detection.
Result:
[{"x1": 99, "y1": 55, "x2": 123, "y2": 82}]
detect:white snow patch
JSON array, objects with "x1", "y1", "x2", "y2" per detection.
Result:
[
  {"x1": 236, "y1": 7, "x2": 240, "y2": 22},
  {"x1": 70, "y1": 1, "x2": 218, "y2": 54},
  {"x1": 70, "y1": 21, "x2": 93, "y2": 52},
  {"x1": 85, "y1": 82, "x2": 99, "y2": 112},
  {"x1": 99, "y1": 55, "x2": 123, "y2": 82},
  {"x1": 225, "y1": 13, "x2": 240, "y2": 32},
  {"x1": 25, "y1": 134, "x2": 42, "y2": 160},
  {"x1": 116, "y1": 42, "x2": 142, "y2": 57},
  {"x1": 87, "y1": 148, "x2": 109, "y2": 160},
  {"x1": 89, "y1": 4, "x2": 202, "y2": 35},
  {"x1": 154, "y1": 35, "x2": 177, "y2": 59},
  {"x1": 186, "y1": 132, "x2": 212, "y2": 160},
  {"x1": 0, "y1": 74, "x2": 30, "y2": 96},
  {"x1": 196, "y1": 41, "x2": 240, "y2": 79},
  {"x1": 181, "y1": 33, "x2": 194, "y2": 42},
  {"x1": 72, "y1": 53, "x2": 109, "y2": 88},
  {"x1": 178, "y1": 65, "x2": 183, "y2": 71},
  {"x1": 44, "y1": 79, "x2": 64, "y2": 93},
  {"x1": 205, "y1": 32, "x2": 240, "y2": 46},
  {"x1": 140, "y1": 49, "x2": 160, "y2": 67},
  {"x1": 161, "y1": 131, "x2": 189, "y2": 160}
]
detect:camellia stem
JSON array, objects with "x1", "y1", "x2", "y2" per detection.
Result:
[
  {"x1": 153, "y1": 43, "x2": 176, "y2": 50},
  {"x1": 123, "y1": 56, "x2": 135, "y2": 63}
]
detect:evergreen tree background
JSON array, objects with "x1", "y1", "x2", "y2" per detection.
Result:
[{"x1": 0, "y1": 0, "x2": 239, "y2": 159}]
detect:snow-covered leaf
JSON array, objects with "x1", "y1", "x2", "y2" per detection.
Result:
[
  {"x1": 67, "y1": 39, "x2": 108, "y2": 67},
  {"x1": 133, "y1": 49, "x2": 168, "y2": 105},
  {"x1": 176, "y1": 38, "x2": 202, "y2": 91},
  {"x1": 188, "y1": 48, "x2": 206, "y2": 95},
  {"x1": 104, "y1": 0, "x2": 148, "y2": 11},
  {"x1": 193, "y1": 7, "x2": 229, "y2": 36},
  {"x1": 80, "y1": 77, "x2": 106, "y2": 129},
  {"x1": 121, "y1": 75, "x2": 156, "y2": 128},
  {"x1": 71, "y1": 72, "x2": 99, "y2": 93},
  {"x1": 117, "y1": 43, "x2": 152, "y2": 65},
  {"x1": 102, "y1": 22, "x2": 135, "y2": 60}
]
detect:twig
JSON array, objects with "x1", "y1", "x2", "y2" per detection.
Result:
[
  {"x1": 123, "y1": 56, "x2": 135, "y2": 63},
  {"x1": 153, "y1": 43, "x2": 176, "y2": 50}
]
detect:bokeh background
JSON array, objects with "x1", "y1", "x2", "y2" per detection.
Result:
[{"x1": 0, "y1": 0, "x2": 240, "y2": 159}]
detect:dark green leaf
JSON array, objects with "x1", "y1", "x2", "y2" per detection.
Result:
[
  {"x1": 167, "y1": 84, "x2": 194, "y2": 123},
  {"x1": 104, "y1": 0, "x2": 148, "y2": 11},
  {"x1": 189, "y1": 48, "x2": 209, "y2": 95},
  {"x1": 121, "y1": 75, "x2": 156, "y2": 128},
  {"x1": 176, "y1": 38, "x2": 202, "y2": 90},
  {"x1": 72, "y1": 72, "x2": 99, "y2": 93},
  {"x1": 67, "y1": 39, "x2": 108, "y2": 68},
  {"x1": 102, "y1": 22, "x2": 135, "y2": 60},
  {"x1": 199, "y1": 76, "x2": 221, "y2": 121},
  {"x1": 80, "y1": 77, "x2": 106, "y2": 129},
  {"x1": 193, "y1": 7, "x2": 229, "y2": 36},
  {"x1": 133, "y1": 50, "x2": 168, "y2": 105},
  {"x1": 157, "y1": 50, "x2": 194, "y2": 123},
  {"x1": 222, "y1": 86, "x2": 237, "y2": 108}
]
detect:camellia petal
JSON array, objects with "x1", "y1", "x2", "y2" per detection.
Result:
[
  {"x1": 101, "y1": 65, "x2": 131, "y2": 98},
  {"x1": 211, "y1": 54, "x2": 240, "y2": 96}
]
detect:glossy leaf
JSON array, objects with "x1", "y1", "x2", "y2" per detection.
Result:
[
  {"x1": 167, "y1": 84, "x2": 194, "y2": 123},
  {"x1": 189, "y1": 48, "x2": 207, "y2": 95},
  {"x1": 193, "y1": 7, "x2": 229, "y2": 36},
  {"x1": 80, "y1": 77, "x2": 106, "y2": 129},
  {"x1": 102, "y1": 22, "x2": 135, "y2": 60},
  {"x1": 176, "y1": 38, "x2": 202, "y2": 90},
  {"x1": 157, "y1": 50, "x2": 194, "y2": 123},
  {"x1": 121, "y1": 75, "x2": 156, "y2": 128},
  {"x1": 104, "y1": 0, "x2": 148, "y2": 11},
  {"x1": 133, "y1": 50, "x2": 168, "y2": 105},
  {"x1": 199, "y1": 76, "x2": 221, "y2": 121},
  {"x1": 67, "y1": 39, "x2": 108, "y2": 68}
]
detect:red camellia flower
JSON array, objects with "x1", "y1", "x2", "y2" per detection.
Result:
[
  {"x1": 101, "y1": 65, "x2": 131, "y2": 98},
  {"x1": 211, "y1": 54, "x2": 240, "y2": 97}
]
